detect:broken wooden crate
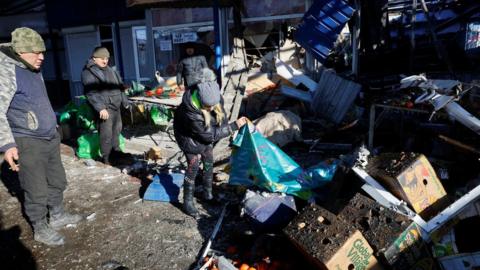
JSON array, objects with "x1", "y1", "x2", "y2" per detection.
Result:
[
  {"x1": 284, "y1": 204, "x2": 382, "y2": 270},
  {"x1": 367, "y1": 153, "x2": 449, "y2": 219}
]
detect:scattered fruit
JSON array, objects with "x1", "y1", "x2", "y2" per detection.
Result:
[
  {"x1": 145, "y1": 90, "x2": 154, "y2": 97},
  {"x1": 239, "y1": 263, "x2": 250, "y2": 270}
]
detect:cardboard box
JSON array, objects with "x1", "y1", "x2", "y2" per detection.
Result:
[
  {"x1": 338, "y1": 193, "x2": 412, "y2": 255},
  {"x1": 368, "y1": 153, "x2": 448, "y2": 218},
  {"x1": 284, "y1": 204, "x2": 382, "y2": 270},
  {"x1": 325, "y1": 230, "x2": 382, "y2": 270},
  {"x1": 383, "y1": 223, "x2": 436, "y2": 269}
]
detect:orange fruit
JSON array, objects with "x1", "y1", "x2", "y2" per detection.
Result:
[{"x1": 239, "y1": 263, "x2": 250, "y2": 270}]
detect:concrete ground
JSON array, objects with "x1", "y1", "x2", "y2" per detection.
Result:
[{"x1": 0, "y1": 130, "x2": 236, "y2": 270}]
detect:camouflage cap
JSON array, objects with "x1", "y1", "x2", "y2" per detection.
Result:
[{"x1": 11, "y1": 27, "x2": 46, "y2": 54}]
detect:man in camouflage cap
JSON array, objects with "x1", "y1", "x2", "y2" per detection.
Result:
[{"x1": 0, "y1": 27, "x2": 82, "y2": 246}]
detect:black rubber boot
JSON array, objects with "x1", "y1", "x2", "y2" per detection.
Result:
[
  {"x1": 49, "y1": 205, "x2": 83, "y2": 230},
  {"x1": 203, "y1": 174, "x2": 213, "y2": 201},
  {"x1": 32, "y1": 219, "x2": 65, "y2": 246},
  {"x1": 102, "y1": 154, "x2": 111, "y2": 165},
  {"x1": 183, "y1": 177, "x2": 199, "y2": 218}
]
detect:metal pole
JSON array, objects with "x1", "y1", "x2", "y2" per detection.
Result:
[
  {"x1": 114, "y1": 21, "x2": 124, "y2": 78},
  {"x1": 352, "y1": 0, "x2": 361, "y2": 77},
  {"x1": 145, "y1": 9, "x2": 156, "y2": 80},
  {"x1": 213, "y1": 0, "x2": 222, "y2": 73},
  {"x1": 409, "y1": 0, "x2": 417, "y2": 72}
]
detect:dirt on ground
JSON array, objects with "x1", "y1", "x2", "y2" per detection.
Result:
[{"x1": 0, "y1": 144, "x2": 236, "y2": 270}]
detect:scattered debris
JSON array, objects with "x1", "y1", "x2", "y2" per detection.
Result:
[
  {"x1": 84, "y1": 159, "x2": 97, "y2": 167},
  {"x1": 241, "y1": 190, "x2": 297, "y2": 230},
  {"x1": 86, "y1": 213, "x2": 97, "y2": 222},
  {"x1": 253, "y1": 110, "x2": 302, "y2": 147},
  {"x1": 146, "y1": 146, "x2": 162, "y2": 160}
]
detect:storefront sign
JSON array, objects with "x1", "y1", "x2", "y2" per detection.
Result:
[
  {"x1": 172, "y1": 32, "x2": 197, "y2": 44},
  {"x1": 159, "y1": 39, "x2": 172, "y2": 51}
]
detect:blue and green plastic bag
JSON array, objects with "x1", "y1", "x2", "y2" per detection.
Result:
[{"x1": 229, "y1": 124, "x2": 339, "y2": 200}]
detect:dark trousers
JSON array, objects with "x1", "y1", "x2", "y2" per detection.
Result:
[
  {"x1": 99, "y1": 108, "x2": 122, "y2": 159},
  {"x1": 16, "y1": 132, "x2": 67, "y2": 223},
  {"x1": 184, "y1": 145, "x2": 213, "y2": 184}
]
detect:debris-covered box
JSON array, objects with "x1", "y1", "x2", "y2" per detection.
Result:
[
  {"x1": 367, "y1": 153, "x2": 448, "y2": 219},
  {"x1": 338, "y1": 193, "x2": 436, "y2": 269},
  {"x1": 284, "y1": 204, "x2": 382, "y2": 270},
  {"x1": 338, "y1": 193, "x2": 410, "y2": 252}
]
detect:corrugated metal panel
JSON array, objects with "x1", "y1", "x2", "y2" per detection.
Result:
[
  {"x1": 310, "y1": 70, "x2": 361, "y2": 124},
  {"x1": 294, "y1": 0, "x2": 355, "y2": 63}
]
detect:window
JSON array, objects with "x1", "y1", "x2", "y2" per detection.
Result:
[
  {"x1": 133, "y1": 27, "x2": 149, "y2": 81},
  {"x1": 99, "y1": 25, "x2": 115, "y2": 67}
]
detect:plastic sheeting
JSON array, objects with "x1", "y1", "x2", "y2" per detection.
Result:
[{"x1": 229, "y1": 125, "x2": 339, "y2": 200}]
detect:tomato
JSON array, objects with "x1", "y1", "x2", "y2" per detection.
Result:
[
  {"x1": 145, "y1": 90, "x2": 154, "y2": 97},
  {"x1": 155, "y1": 87, "x2": 164, "y2": 96}
]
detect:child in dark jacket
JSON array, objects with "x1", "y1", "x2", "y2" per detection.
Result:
[{"x1": 173, "y1": 69, "x2": 247, "y2": 217}]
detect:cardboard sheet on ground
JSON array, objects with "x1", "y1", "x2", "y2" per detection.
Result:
[{"x1": 229, "y1": 125, "x2": 339, "y2": 200}]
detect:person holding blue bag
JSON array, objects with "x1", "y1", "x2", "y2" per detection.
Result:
[{"x1": 173, "y1": 68, "x2": 247, "y2": 217}]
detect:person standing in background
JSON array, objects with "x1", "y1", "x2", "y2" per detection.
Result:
[
  {"x1": 81, "y1": 47, "x2": 130, "y2": 165},
  {"x1": 176, "y1": 43, "x2": 209, "y2": 90}
]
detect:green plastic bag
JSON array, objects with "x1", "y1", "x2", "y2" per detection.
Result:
[
  {"x1": 58, "y1": 97, "x2": 96, "y2": 131},
  {"x1": 59, "y1": 101, "x2": 78, "y2": 124},
  {"x1": 150, "y1": 106, "x2": 173, "y2": 126},
  {"x1": 229, "y1": 125, "x2": 338, "y2": 200},
  {"x1": 76, "y1": 132, "x2": 125, "y2": 159}
]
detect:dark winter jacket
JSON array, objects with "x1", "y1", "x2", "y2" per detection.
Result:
[
  {"x1": 173, "y1": 88, "x2": 238, "y2": 155},
  {"x1": 81, "y1": 59, "x2": 128, "y2": 112},
  {"x1": 176, "y1": 55, "x2": 208, "y2": 87},
  {"x1": 0, "y1": 45, "x2": 57, "y2": 152}
]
